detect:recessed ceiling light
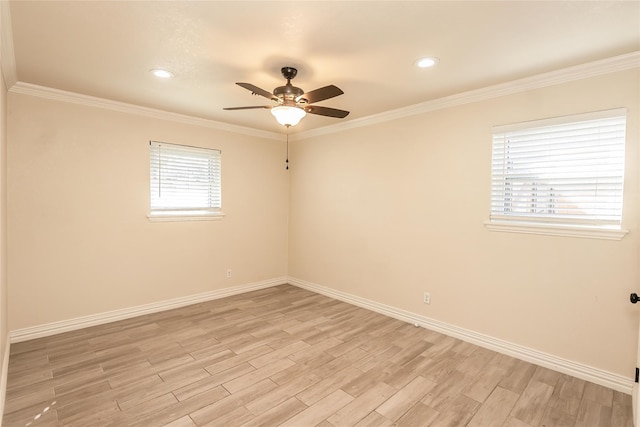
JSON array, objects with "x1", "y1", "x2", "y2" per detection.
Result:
[
  {"x1": 415, "y1": 57, "x2": 439, "y2": 69},
  {"x1": 150, "y1": 69, "x2": 174, "y2": 78}
]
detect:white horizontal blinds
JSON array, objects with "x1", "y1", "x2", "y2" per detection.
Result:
[
  {"x1": 490, "y1": 109, "x2": 626, "y2": 227},
  {"x1": 150, "y1": 141, "x2": 221, "y2": 212}
]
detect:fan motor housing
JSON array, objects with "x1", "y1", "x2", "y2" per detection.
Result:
[
  {"x1": 274, "y1": 67, "x2": 305, "y2": 101},
  {"x1": 273, "y1": 84, "x2": 304, "y2": 100}
]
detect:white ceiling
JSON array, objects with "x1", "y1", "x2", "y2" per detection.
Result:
[{"x1": 7, "y1": 1, "x2": 640, "y2": 133}]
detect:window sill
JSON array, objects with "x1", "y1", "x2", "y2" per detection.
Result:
[
  {"x1": 147, "y1": 211, "x2": 225, "y2": 222},
  {"x1": 484, "y1": 220, "x2": 628, "y2": 240}
]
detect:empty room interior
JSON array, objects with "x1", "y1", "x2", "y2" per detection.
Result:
[{"x1": 0, "y1": 1, "x2": 639, "y2": 426}]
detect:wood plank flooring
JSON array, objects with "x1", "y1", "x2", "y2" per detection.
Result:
[{"x1": 3, "y1": 284, "x2": 633, "y2": 426}]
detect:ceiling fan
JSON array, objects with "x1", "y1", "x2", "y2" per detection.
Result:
[{"x1": 224, "y1": 67, "x2": 349, "y2": 127}]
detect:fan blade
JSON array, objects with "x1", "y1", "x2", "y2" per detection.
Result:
[
  {"x1": 223, "y1": 106, "x2": 272, "y2": 110},
  {"x1": 298, "y1": 85, "x2": 344, "y2": 104},
  {"x1": 236, "y1": 83, "x2": 278, "y2": 101},
  {"x1": 304, "y1": 105, "x2": 350, "y2": 118}
]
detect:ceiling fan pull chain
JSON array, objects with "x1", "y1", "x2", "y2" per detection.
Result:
[{"x1": 286, "y1": 131, "x2": 289, "y2": 170}]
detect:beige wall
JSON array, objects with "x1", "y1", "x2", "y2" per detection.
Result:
[
  {"x1": 7, "y1": 94, "x2": 289, "y2": 330},
  {"x1": 288, "y1": 69, "x2": 640, "y2": 377}
]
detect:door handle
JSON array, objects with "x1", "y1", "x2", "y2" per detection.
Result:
[{"x1": 631, "y1": 293, "x2": 640, "y2": 304}]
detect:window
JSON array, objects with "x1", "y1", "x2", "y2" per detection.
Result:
[
  {"x1": 487, "y1": 109, "x2": 627, "y2": 239},
  {"x1": 149, "y1": 141, "x2": 223, "y2": 221}
]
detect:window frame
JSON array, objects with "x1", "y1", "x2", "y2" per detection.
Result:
[
  {"x1": 148, "y1": 141, "x2": 224, "y2": 222},
  {"x1": 485, "y1": 109, "x2": 628, "y2": 240}
]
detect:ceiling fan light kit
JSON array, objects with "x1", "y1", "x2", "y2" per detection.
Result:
[
  {"x1": 224, "y1": 66, "x2": 349, "y2": 127},
  {"x1": 271, "y1": 105, "x2": 306, "y2": 127}
]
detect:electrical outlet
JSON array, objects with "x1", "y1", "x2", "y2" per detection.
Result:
[
  {"x1": 226, "y1": 269, "x2": 232, "y2": 278},
  {"x1": 423, "y1": 292, "x2": 431, "y2": 304}
]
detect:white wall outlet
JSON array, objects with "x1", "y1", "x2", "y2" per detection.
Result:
[
  {"x1": 423, "y1": 292, "x2": 431, "y2": 304},
  {"x1": 226, "y1": 269, "x2": 232, "y2": 278}
]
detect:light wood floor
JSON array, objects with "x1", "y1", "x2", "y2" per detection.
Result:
[{"x1": 3, "y1": 284, "x2": 633, "y2": 426}]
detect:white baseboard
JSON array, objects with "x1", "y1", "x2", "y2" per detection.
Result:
[
  {"x1": 8, "y1": 276, "x2": 632, "y2": 395},
  {"x1": 10, "y1": 277, "x2": 287, "y2": 343},
  {"x1": 288, "y1": 276, "x2": 633, "y2": 395}
]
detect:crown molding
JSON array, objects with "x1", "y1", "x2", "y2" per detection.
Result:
[
  {"x1": 0, "y1": 0, "x2": 17, "y2": 88},
  {"x1": 7, "y1": 52, "x2": 638, "y2": 142},
  {"x1": 9, "y1": 82, "x2": 282, "y2": 141},
  {"x1": 297, "y1": 51, "x2": 640, "y2": 140}
]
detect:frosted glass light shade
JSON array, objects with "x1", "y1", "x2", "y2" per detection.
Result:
[{"x1": 271, "y1": 106, "x2": 306, "y2": 126}]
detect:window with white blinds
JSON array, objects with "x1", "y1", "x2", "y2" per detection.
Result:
[
  {"x1": 488, "y1": 109, "x2": 627, "y2": 238},
  {"x1": 149, "y1": 141, "x2": 222, "y2": 221}
]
